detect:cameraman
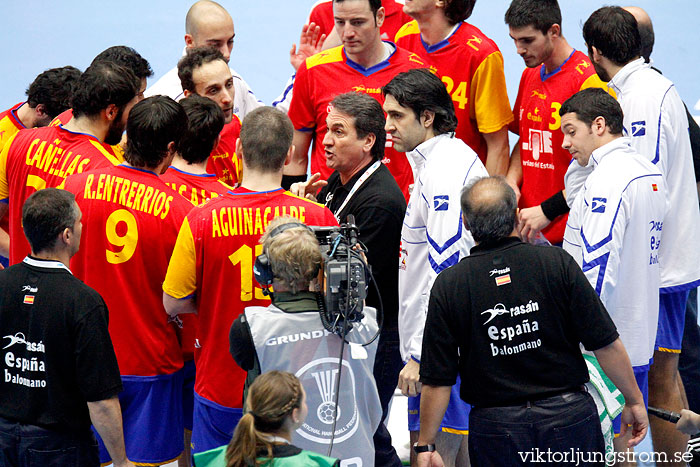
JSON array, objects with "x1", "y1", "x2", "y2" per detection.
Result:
[{"x1": 229, "y1": 217, "x2": 381, "y2": 466}]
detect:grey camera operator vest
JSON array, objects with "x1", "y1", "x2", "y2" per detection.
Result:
[{"x1": 245, "y1": 304, "x2": 381, "y2": 467}]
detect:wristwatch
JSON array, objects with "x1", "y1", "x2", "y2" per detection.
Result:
[{"x1": 413, "y1": 442, "x2": 436, "y2": 454}]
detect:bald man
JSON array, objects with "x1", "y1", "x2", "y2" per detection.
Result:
[{"x1": 146, "y1": 0, "x2": 263, "y2": 118}]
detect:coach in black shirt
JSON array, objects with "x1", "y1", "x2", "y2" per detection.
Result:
[
  {"x1": 414, "y1": 177, "x2": 648, "y2": 466},
  {"x1": 0, "y1": 189, "x2": 130, "y2": 467},
  {"x1": 291, "y1": 92, "x2": 406, "y2": 466}
]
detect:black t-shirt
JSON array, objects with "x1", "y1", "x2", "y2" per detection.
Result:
[
  {"x1": 317, "y1": 162, "x2": 406, "y2": 331},
  {"x1": 0, "y1": 258, "x2": 122, "y2": 431},
  {"x1": 420, "y1": 237, "x2": 619, "y2": 408}
]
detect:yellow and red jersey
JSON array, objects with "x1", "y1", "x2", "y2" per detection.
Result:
[
  {"x1": 0, "y1": 125, "x2": 122, "y2": 264},
  {"x1": 511, "y1": 50, "x2": 610, "y2": 243},
  {"x1": 64, "y1": 164, "x2": 193, "y2": 376},
  {"x1": 160, "y1": 165, "x2": 232, "y2": 361},
  {"x1": 0, "y1": 102, "x2": 26, "y2": 240},
  {"x1": 395, "y1": 21, "x2": 513, "y2": 162},
  {"x1": 163, "y1": 187, "x2": 337, "y2": 409},
  {"x1": 307, "y1": 0, "x2": 412, "y2": 42},
  {"x1": 206, "y1": 116, "x2": 242, "y2": 187},
  {"x1": 289, "y1": 44, "x2": 426, "y2": 200}
]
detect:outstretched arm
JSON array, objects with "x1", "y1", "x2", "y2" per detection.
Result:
[{"x1": 289, "y1": 22, "x2": 327, "y2": 71}]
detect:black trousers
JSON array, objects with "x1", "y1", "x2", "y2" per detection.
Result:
[{"x1": 468, "y1": 391, "x2": 605, "y2": 467}]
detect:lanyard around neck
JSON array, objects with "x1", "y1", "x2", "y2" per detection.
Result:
[{"x1": 327, "y1": 160, "x2": 381, "y2": 222}]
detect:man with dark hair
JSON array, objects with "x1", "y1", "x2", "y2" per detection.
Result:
[
  {"x1": 0, "y1": 188, "x2": 131, "y2": 466},
  {"x1": 163, "y1": 106, "x2": 337, "y2": 456},
  {"x1": 62, "y1": 96, "x2": 194, "y2": 465},
  {"x1": 415, "y1": 175, "x2": 648, "y2": 466},
  {"x1": 0, "y1": 60, "x2": 140, "y2": 265},
  {"x1": 580, "y1": 7, "x2": 700, "y2": 463},
  {"x1": 382, "y1": 68, "x2": 487, "y2": 465},
  {"x1": 178, "y1": 46, "x2": 241, "y2": 187},
  {"x1": 0, "y1": 65, "x2": 82, "y2": 266},
  {"x1": 146, "y1": 0, "x2": 262, "y2": 119},
  {"x1": 504, "y1": 0, "x2": 610, "y2": 245},
  {"x1": 286, "y1": 0, "x2": 427, "y2": 200},
  {"x1": 292, "y1": 92, "x2": 406, "y2": 465},
  {"x1": 51, "y1": 46, "x2": 152, "y2": 127},
  {"x1": 394, "y1": 0, "x2": 513, "y2": 176},
  {"x1": 162, "y1": 94, "x2": 231, "y2": 205},
  {"x1": 560, "y1": 88, "x2": 667, "y2": 455}
]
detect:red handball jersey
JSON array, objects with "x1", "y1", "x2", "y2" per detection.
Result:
[
  {"x1": 395, "y1": 21, "x2": 513, "y2": 162},
  {"x1": 64, "y1": 164, "x2": 193, "y2": 376},
  {"x1": 308, "y1": 0, "x2": 412, "y2": 42},
  {"x1": 207, "y1": 116, "x2": 242, "y2": 187},
  {"x1": 161, "y1": 166, "x2": 232, "y2": 206},
  {"x1": 0, "y1": 103, "x2": 26, "y2": 241},
  {"x1": 160, "y1": 165, "x2": 232, "y2": 361},
  {"x1": 0, "y1": 125, "x2": 122, "y2": 264},
  {"x1": 511, "y1": 50, "x2": 610, "y2": 244},
  {"x1": 289, "y1": 44, "x2": 426, "y2": 200},
  {"x1": 163, "y1": 187, "x2": 338, "y2": 408}
]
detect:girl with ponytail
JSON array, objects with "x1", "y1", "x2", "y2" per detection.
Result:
[{"x1": 193, "y1": 371, "x2": 339, "y2": 466}]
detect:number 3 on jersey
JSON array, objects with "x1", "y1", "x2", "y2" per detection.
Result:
[
  {"x1": 106, "y1": 209, "x2": 138, "y2": 264},
  {"x1": 229, "y1": 244, "x2": 268, "y2": 302},
  {"x1": 441, "y1": 76, "x2": 469, "y2": 110}
]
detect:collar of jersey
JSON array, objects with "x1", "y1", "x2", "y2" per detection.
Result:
[
  {"x1": 608, "y1": 57, "x2": 647, "y2": 95},
  {"x1": 227, "y1": 187, "x2": 284, "y2": 196},
  {"x1": 23, "y1": 256, "x2": 72, "y2": 274},
  {"x1": 169, "y1": 166, "x2": 216, "y2": 178},
  {"x1": 590, "y1": 137, "x2": 633, "y2": 168},
  {"x1": 540, "y1": 49, "x2": 576, "y2": 82},
  {"x1": 420, "y1": 22, "x2": 461, "y2": 53},
  {"x1": 407, "y1": 133, "x2": 455, "y2": 165},
  {"x1": 344, "y1": 41, "x2": 396, "y2": 77},
  {"x1": 9, "y1": 102, "x2": 27, "y2": 129},
  {"x1": 118, "y1": 164, "x2": 159, "y2": 176},
  {"x1": 58, "y1": 124, "x2": 101, "y2": 142}
]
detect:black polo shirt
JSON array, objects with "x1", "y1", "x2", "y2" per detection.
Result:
[{"x1": 420, "y1": 237, "x2": 619, "y2": 408}]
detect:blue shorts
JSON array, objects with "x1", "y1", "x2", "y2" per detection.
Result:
[
  {"x1": 183, "y1": 360, "x2": 196, "y2": 432},
  {"x1": 612, "y1": 364, "x2": 649, "y2": 434},
  {"x1": 656, "y1": 290, "x2": 690, "y2": 353},
  {"x1": 94, "y1": 370, "x2": 184, "y2": 465},
  {"x1": 408, "y1": 374, "x2": 470, "y2": 434},
  {"x1": 191, "y1": 393, "x2": 243, "y2": 454},
  {"x1": 0, "y1": 256, "x2": 8, "y2": 268}
]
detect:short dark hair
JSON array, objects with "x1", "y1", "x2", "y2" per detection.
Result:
[
  {"x1": 383, "y1": 69, "x2": 457, "y2": 136},
  {"x1": 330, "y1": 93, "x2": 386, "y2": 160},
  {"x1": 583, "y1": 7, "x2": 641, "y2": 66},
  {"x1": 461, "y1": 176, "x2": 517, "y2": 244},
  {"x1": 179, "y1": 94, "x2": 225, "y2": 164},
  {"x1": 125, "y1": 96, "x2": 188, "y2": 169},
  {"x1": 178, "y1": 46, "x2": 226, "y2": 93},
  {"x1": 560, "y1": 88, "x2": 624, "y2": 136},
  {"x1": 444, "y1": 0, "x2": 475, "y2": 24},
  {"x1": 91, "y1": 46, "x2": 153, "y2": 79},
  {"x1": 504, "y1": 0, "x2": 561, "y2": 35},
  {"x1": 22, "y1": 188, "x2": 78, "y2": 254},
  {"x1": 333, "y1": 0, "x2": 381, "y2": 17},
  {"x1": 240, "y1": 106, "x2": 294, "y2": 172},
  {"x1": 71, "y1": 61, "x2": 139, "y2": 119},
  {"x1": 25, "y1": 66, "x2": 82, "y2": 119},
  {"x1": 638, "y1": 20, "x2": 655, "y2": 63}
]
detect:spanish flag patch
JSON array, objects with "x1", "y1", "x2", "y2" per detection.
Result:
[
  {"x1": 652, "y1": 184, "x2": 658, "y2": 192},
  {"x1": 495, "y1": 275, "x2": 511, "y2": 286},
  {"x1": 23, "y1": 295, "x2": 35, "y2": 305}
]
